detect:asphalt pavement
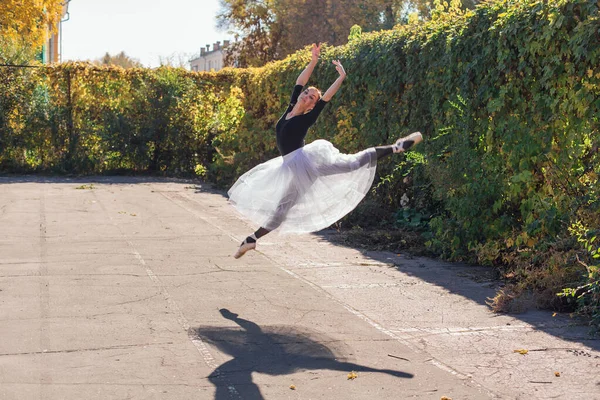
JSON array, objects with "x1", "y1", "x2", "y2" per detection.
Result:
[{"x1": 0, "y1": 176, "x2": 598, "y2": 400}]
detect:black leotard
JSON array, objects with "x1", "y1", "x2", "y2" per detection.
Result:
[{"x1": 275, "y1": 85, "x2": 328, "y2": 156}]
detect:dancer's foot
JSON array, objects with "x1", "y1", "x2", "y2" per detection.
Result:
[
  {"x1": 233, "y1": 237, "x2": 256, "y2": 259},
  {"x1": 393, "y1": 132, "x2": 423, "y2": 153}
]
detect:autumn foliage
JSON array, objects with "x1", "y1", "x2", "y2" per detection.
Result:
[
  {"x1": 0, "y1": 0, "x2": 64, "y2": 51},
  {"x1": 1, "y1": 0, "x2": 599, "y2": 323}
]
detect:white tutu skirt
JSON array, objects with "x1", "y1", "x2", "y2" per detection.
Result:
[{"x1": 228, "y1": 139, "x2": 377, "y2": 234}]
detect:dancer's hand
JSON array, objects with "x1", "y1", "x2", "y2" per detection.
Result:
[
  {"x1": 333, "y1": 60, "x2": 346, "y2": 79},
  {"x1": 321, "y1": 60, "x2": 346, "y2": 101},
  {"x1": 297, "y1": 43, "x2": 320, "y2": 85},
  {"x1": 311, "y1": 43, "x2": 321, "y2": 62}
]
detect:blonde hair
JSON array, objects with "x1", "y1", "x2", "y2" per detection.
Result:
[{"x1": 307, "y1": 86, "x2": 322, "y2": 100}]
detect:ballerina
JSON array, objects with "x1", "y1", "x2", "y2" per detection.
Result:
[{"x1": 228, "y1": 43, "x2": 422, "y2": 258}]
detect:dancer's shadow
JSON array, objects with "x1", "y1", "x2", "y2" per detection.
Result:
[{"x1": 192, "y1": 309, "x2": 413, "y2": 400}]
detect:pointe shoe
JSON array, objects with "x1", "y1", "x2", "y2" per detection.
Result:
[
  {"x1": 393, "y1": 132, "x2": 423, "y2": 153},
  {"x1": 233, "y1": 239, "x2": 256, "y2": 259}
]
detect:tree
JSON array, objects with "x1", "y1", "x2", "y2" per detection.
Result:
[
  {"x1": 392, "y1": 0, "x2": 478, "y2": 22},
  {"x1": 217, "y1": 0, "x2": 281, "y2": 68},
  {"x1": 216, "y1": 0, "x2": 480, "y2": 67},
  {"x1": 0, "y1": 36, "x2": 41, "y2": 64},
  {"x1": 274, "y1": 0, "x2": 385, "y2": 55},
  {"x1": 218, "y1": 0, "x2": 387, "y2": 67},
  {"x1": 0, "y1": 0, "x2": 64, "y2": 52},
  {"x1": 94, "y1": 51, "x2": 143, "y2": 69}
]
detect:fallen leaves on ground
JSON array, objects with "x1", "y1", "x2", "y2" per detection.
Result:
[
  {"x1": 554, "y1": 372, "x2": 561, "y2": 377},
  {"x1": 289, "y1": 384, "x2": 296, "y2": 390},
  {"x1": 347, "y1": 371, "x2": 358, "y2": 380},
  {"x1": 514, "y1": 349, "x2": 529, "y2": 355}
]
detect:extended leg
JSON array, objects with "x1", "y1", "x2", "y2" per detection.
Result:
[
  {"x1": 253, "y1": 227, "x2": 270, "y2": 239},
  {"x1": 377, "y1": 131, "x2": 423, "y2": 159},
  {"x1": 318, "y1": 131, "x2": 423, "y2": 176},
  {"x1": 233, "y1": 186, "x2": 299, "y2": 259},
  {"x1": 232, "y1": 229, "x2": 267, "y2": 259},
  {"x1": 375, "y1": 146, "x2": 394, "y2": 160}
]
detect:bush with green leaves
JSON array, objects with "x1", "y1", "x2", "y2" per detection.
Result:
[
  {"x1": 0, "y1": 64, "x2": 242, "y2": 175},
  {"x1": 559, "y1": 222, "x2": 600, "y2": 331}
]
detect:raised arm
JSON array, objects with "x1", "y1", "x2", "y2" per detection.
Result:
[
  {"x1": 321, "y1": 60, "x2": 346, "y2": 102},
  {"x1": 296, "y1": 43, "x2": 321, "y2": 86}
]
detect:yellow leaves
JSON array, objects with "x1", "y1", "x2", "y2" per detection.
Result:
[
  {"x1": 514, "y1": 349, "x2": 529, "y2": 355},
  {"x1": 408, "y1": 12, "x2": 420, "y2": 25},
  {"x1": 194, "y1": 164, "x2": 207, "y2": 177},
  {"x1": 0, "y1": 0, "x2": 65, "y2": 51},
  {"x1": 289, "y1": 384, "x2": 296, "y2": 390},
  {"x1": 506, "y1": 233, "x2": 537, "y2": 249},
  {"x1": 347, "y1": 371, "x2": 358, "y2": 380}
]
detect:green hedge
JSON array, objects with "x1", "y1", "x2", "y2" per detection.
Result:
[
  {"x1": 0, "y1": 64, "x2": 238, "y2": 175},
  {"x1": 221, "y1": 0, "x2": 599, "y2": 261},
  {"x1": 1, "y1": 0, "x2": 599, "y2": 318}
]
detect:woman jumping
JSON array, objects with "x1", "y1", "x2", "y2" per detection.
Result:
[{"x1": 229, "y1": 43, "x2": 422, "y2": 259}]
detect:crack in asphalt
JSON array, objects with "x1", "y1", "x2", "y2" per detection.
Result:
[{"x1": 0, "y1": 342, "x2": 175, "y2": 357}]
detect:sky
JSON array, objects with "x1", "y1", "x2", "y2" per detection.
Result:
[{"x1": 61, "y1": 0, "x2": 231, "y2": 68}]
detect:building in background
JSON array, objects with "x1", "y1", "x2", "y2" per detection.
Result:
[
  {"x1": 40, "y1": 0, "x2": 71, "y2": 63},
  {"x1": 190, "y1": 40, "x2": 230, "y2": 72}
]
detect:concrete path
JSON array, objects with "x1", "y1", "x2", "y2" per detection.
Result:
[{"x1": 0, "y1": 176, "x2": 598, "y2": 400}]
